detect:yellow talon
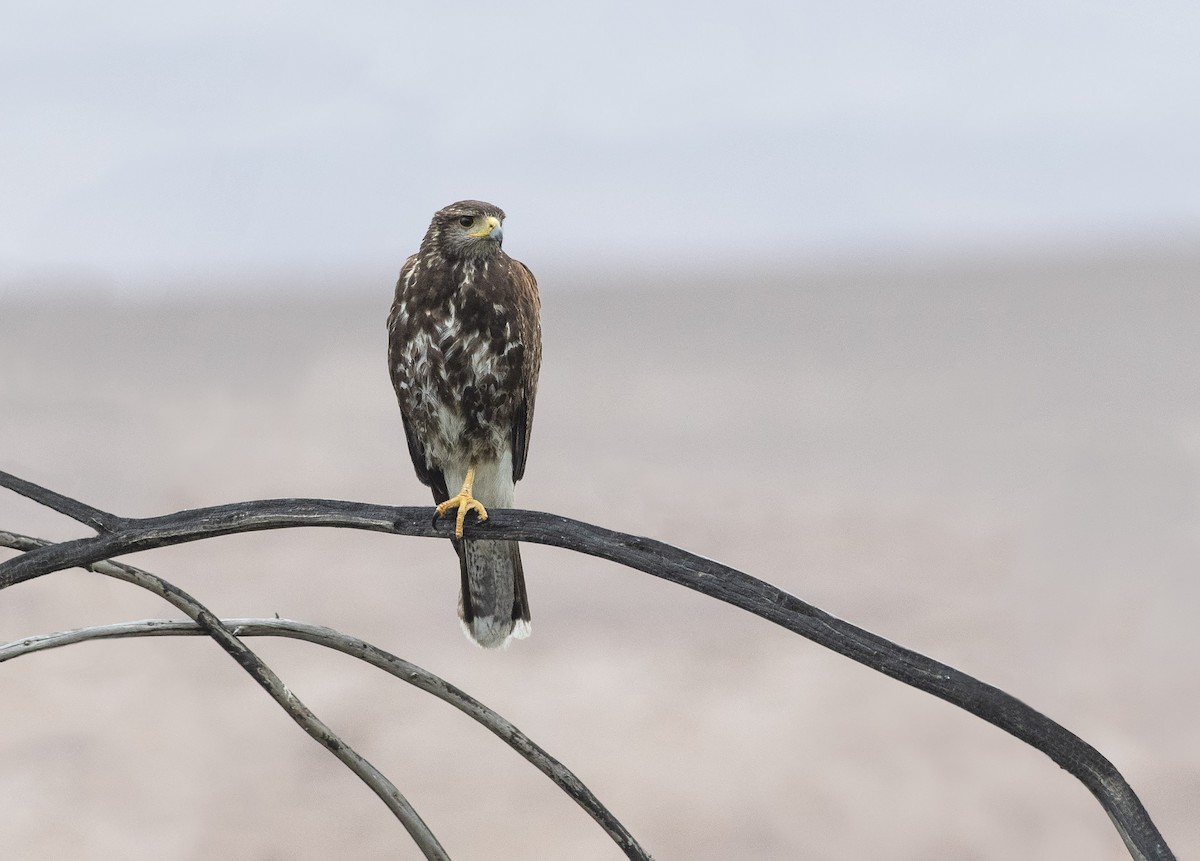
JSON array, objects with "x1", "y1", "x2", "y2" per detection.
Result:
[{"x1": 435, "y1": 465, "x2": 489, "y2": 538}]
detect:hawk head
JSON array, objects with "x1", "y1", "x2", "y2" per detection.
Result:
[{"x1": 422, "y1": 200, "x2": 507, "y2": 262}]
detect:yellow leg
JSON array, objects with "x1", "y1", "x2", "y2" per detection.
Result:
[{"x1": 435, "y1": 465, "x2": 489, "y2": 538}]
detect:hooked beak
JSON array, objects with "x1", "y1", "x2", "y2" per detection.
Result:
[{"x1": 469, "y1": 215, "x2": 503, "y2": 244}]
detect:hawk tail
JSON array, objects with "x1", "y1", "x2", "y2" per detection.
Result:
[{"x1": 457, "y1": 539, "x2": 531, "y2": 648}]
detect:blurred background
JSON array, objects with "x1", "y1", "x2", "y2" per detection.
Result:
[
  {"x1": 2, "y1": 2, "x2": 1198, "y2": 859},
  {"x1": 3, "y1": 0, "x2": 1199, "y2": 289}
]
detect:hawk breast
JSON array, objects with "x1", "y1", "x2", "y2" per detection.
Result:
[{"x1": 390, "y1": 261, "x2": 527, "y2": 469}]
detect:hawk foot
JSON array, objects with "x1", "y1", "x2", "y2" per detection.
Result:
[{"x1": 435, "y1": 466, "x2": 488, "y2": 538}]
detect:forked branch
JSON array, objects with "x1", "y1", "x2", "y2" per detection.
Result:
[
  {"x1": 1, "y1": 530, "x2": 452, "y2": 861},
  {"x1": 0, "y1": 600, "x2": 650, "y2": 861},
  {"x1": 0, "y1": 470, "x2": 1175, "y2": 861}
]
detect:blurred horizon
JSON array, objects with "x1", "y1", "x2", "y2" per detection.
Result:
[
  {"x1": 3, "y1": 1, "x2": 1198, "y2": 292},
  {"x1": 6, "y1": 233, "x2": 1199, "y2": 302}
]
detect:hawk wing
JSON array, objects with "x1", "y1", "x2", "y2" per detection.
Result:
[
  {"x1": 509, "y1": 258, "x2": 541, "y2": 483},
  {"x1": 389, "y1": 252, "x2": 451, "y2": 506},
  {"x1": 401, "y1": 412, "x2": 452, "y2": 504}
]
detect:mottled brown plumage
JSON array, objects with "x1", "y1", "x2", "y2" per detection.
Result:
[{"x1": 387, "y1": 200, "x2": 541, "y2": 647}]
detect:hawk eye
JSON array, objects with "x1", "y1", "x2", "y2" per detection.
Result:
[{"x1": 457, "y1": 215, "x2": 475, "y2": 228}]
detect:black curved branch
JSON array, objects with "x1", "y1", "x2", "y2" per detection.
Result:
[{"x1": 0, "y1": 471, "x2": 1175, "y2": 861}]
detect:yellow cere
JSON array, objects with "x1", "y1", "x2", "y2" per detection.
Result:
[{"x1": 468, "y1": 215, "x2": 501, "y2": 238}]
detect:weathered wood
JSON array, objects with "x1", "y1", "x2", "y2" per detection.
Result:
[
  {"x1": 0, "y1": 469, "x2": 1175, "y2": 861},
  {"x1": 0, "y1": 608, "x2": 651, "y2": 861},
  {"x1": 1, "y1": 529, "x2": 451, "y2": 861}
]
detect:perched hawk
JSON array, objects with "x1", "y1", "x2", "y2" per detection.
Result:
[{"x1": 387, "y1": 200, "x2": 542, "y2": 648}]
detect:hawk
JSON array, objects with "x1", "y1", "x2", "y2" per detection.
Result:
[{"x1": 387, "y1": 200, "x2": 542, "y2": 648}]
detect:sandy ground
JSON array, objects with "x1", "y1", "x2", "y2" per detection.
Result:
[{"x1": 2, "y1": 248, "x2": 1198, "y2": 860}]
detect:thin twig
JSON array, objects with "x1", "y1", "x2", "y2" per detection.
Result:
[
  {"x1": 0, "y1": 531, "x2": 450, "y2": 861},
  {"x1": 0, "y1": 482, "x2": 1176, "y2": 861},
  {"x1": 0, "y1": 613, "x2": 652, "y2": 861}
]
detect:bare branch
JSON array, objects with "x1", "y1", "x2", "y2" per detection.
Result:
[
  {"x1": 0, "y1": 613, "x2": 653, "y2": 861},
  {"x1": 0, "y1": 485, "x2": 1177, "y2": 861},
  {"x1": 0, "y1": 531, "x2": 450, "y2": 861},
  {"x1": 2, "y1": 617, "x2": 188, "y2": 656},
  {"x1": 0, "y1": 470, "x2": 124, "y2": 532}
]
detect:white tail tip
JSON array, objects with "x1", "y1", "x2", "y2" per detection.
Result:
[{"x1": 462, "y1": 616, "x2": 532, "y2": 649}]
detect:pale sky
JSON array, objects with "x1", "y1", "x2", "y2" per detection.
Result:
[{"x1": 2, "y1": 1, "x2": 1198, "y2": 289}]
